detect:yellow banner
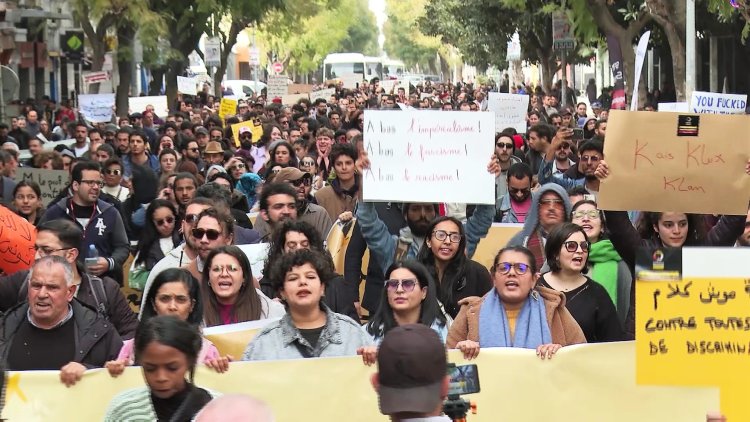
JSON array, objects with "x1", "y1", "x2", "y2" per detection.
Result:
[
  {"x1": 2, "y1": 343, "x2": 718, "y2": 421},
  {"x1": 219, "y1": 98, "x2": 238, "y2": 120},
  {"x1": 636, "y1": 277, "x2": 749, "y2": 421}
]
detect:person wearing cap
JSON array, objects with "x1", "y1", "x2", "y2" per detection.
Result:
[
  {"x1": 447, "y1": 246, "x2": 585, "y2": 361},
  {"x1": 194, "y1": 127, "x2": 210, "y2": 153},
  {"x1": 242, "y1": 249, "x2": 371, "y2": 361},
  {"x1": 203, "y1": 141, "x2": 225, "y2": 166},
  {"x1": 371, "y1": 324, "x2": 451, "y2": 421},
  {"x1": 254, "y1": 172, "x2": 333, "y2": 240}
]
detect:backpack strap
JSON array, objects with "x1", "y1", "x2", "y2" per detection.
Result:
[
  {"x1": 87, "y1": 275, "x2": 109, "y2": 318},
  {"x1": 393, "y1": 237, "x2": 411, "y2": 263}
]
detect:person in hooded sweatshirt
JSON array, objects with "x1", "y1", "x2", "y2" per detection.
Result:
[{"x1": 506, "y1": 183, "x2": 572, "y2": 272}]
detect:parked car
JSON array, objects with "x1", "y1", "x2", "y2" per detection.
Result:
[{"x1": 222, "y1": 80, "x2": 267, "y2": 97}]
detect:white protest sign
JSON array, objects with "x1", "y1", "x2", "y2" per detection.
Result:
[
  {"x1": 267, "y1": 75, "x2": 288, "y2": 98},
  {"x1": 380, "y1": 79, "x2": 397, "y2": 93},
  {"x1": 690, "y1": 91, "x2": 747, "y2": 114},
  {"x1": 128, "y1": 95, "x2": 169, "y2": 117},
  {"x1": 658, "y1": 102, "x2": 689, "y2": 112},
  {"x1": 310, "y1": 88, "x2": 335, "y2": 101},
  {"x1": 176, "y1": 76, "x2": 198, "y2": 95},
  {"x1": 78, "y1": 94, "x2": 114, "y2": 123},
  {"x1": 236, "y1": 243, "x2": 270, "y2": 279},
  {"x1": 340, "y1": 73, "x2": 361, "y2": 89},
  {"x1": 487, "y1": 93, "x2": 529, "y2": 133},
  {"x1": 15, "y1": 168, "x2": 69, "y2": 206},
  {"x1": 395, "y1": 79, "x2": 411, "y2": 94},
  {"x1": 396, "y1": 103, "x2": 414, "y2": 110},
  {"x1": 420, "y1": 93, "x2": 433, "y2": 100},
  {"x1": 362, "y1": 110, "x2": 495, "y2": 204}
]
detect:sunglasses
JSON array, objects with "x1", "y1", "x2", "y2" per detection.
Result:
[
  {"x1": 291, "y1": 177, "x2": 312, "y2": 187},
  {"x1": 496, "y1": 262, "x2": 530, "y2": 275},
  {"x1": 539, "y1": 198, "x2": 564, "y2": 207},
  {"x1": 155, "y1": 216, "x2": 174, "y2": 226},
  {"x1": 105, "y1": 169, "x2": 122, "y2": 176},
  {"x1": 509, "y1": 187, "x2": 530, "y2": 196},
  {"x1": 563, "y1": 240, "x2": 590, "y2": 253},
  {"x1": 385, "y1": 278, "x2": 419, "y2": 292},
  {"x1": 496, "y1": 142, "x2": 513, "y2": 149},
  {"x1": 229, "y1": 163, "x2": 246, "y2": 171},
  {"x1": 184, "y1": 214, "x2": 199, "y2": 224},
  {"x1": 192, "y1": 228, "x2": 222, "y2": 241},
  {"x1": 300, "y1": 161, "x2": 315, "y2": 167},
  {"x1": 572, "y1": 210, "x2": 600, "y2": 220}
]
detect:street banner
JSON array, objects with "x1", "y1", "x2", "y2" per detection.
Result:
[
  {"x1": 598, "y1": 110, "x2": 750, "y2": 215},
  {"x1": 362, "y1": 110, "x2": 496, "y2": 204}
]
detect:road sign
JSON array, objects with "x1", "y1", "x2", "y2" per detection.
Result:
[
  {"x1": 249, "y1": 47, "x2": 260, "y2": 66},
  {"x1": 83, "y1": 71, "x2": 110, "y2": 84},
  {"x1": 61, "y1": 31, "x2": 84, "y2": 62},
  {"x1": 272, "y1": 62, "x2": 283, "y2": 74},
  {"x1": 552, "y1": 12, "x2": 575, "y2": 51},
  {"x1": 204, "y1": 37, "x2": 221, "y2": 67}
]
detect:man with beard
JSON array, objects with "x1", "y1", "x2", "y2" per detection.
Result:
[
  {"x1": 538, "y1": 129, "x2": 604, "y2": 198},
  {"x1": 253, "y1": 170, "x2": 332, "y2": 240},
  {"x1": 506, "y1": 183, "x2": 571, "y2": 271},
  {"x1": 113, "y1": 128, "x2": 131, "y2": 158},
  {"x1": 495, "y1": 163, "x2": 534, "y2": 223},
  {"x1": 255, "y1": 182, "x2": 299, "y2": 240},
  {"x1": 526, "y1": 123, "x2": 554, "y2": 176},
  {"x1": 494, "y1": 131, "x2": 522, "y2": 202}
]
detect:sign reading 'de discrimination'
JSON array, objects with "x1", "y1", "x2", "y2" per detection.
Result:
[
  {"x1": 598, "y1": 110, "x2": 750, "y2": 215},
  {"x1": 362, "y1": 111, "x2": 495, "y2": 204}
]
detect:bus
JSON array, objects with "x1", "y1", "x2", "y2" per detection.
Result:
[{"x1": 322, "y1": 53, "x2": 405, "y2": 82}]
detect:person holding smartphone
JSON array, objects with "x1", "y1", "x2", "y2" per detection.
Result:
[{"x1": 538, "y1": 127, "x2": 605, "y2": 199}]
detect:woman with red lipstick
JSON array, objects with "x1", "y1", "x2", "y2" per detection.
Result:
[
  {"x1": 417, "y1": 216, "x2": 492, "y2": 318},
  {"x1": 536, "y1": 223, "x2": 623, "y2": 342},
  {"x1": 103, "y1": 316, "x2": 217, "y2": 421}
]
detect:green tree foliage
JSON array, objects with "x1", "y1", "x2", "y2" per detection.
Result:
[{"x1": 383, "y1": 0, "x2": 449, "y2": 74}]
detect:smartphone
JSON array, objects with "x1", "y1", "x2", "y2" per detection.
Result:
[
  {"x1": 447, "y1": 364, "x2": 480, "y2": 396},
  {"x1": 572, "y1": 128, "x2": 584, "y2": 141}
]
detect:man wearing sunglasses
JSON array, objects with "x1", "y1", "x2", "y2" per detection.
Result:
[
  {"x1": 254, "y1": 171, "x2": 333, "y2": 240},
  {"x1": 539, "y1": 129, "x2": 604, "y2": 198},
  {"x1": 494, "y1": 131, "x2": 522, "y2": 203},
  {"x1": 495, "y1": 163, "x2": 534, "y2": 224},
  {"x1": 40, "y1": 161, "x2": 130, "y2": 285}
]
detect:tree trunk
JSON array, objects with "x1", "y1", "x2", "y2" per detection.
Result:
[
  {"x1": 165, "y1": 59, "x2": 185, "y2": 110},
  {"x1": 115, "y1": 23, "x2": 136, "y2": 118},
  {"x1": 647, "y1": 0, "x2": 687, "y2": 101},
  {"x1": 214, "y1": 21, "x2": 243, "y2": 98},
  {"x1": 537, "y1": 48, "x2": 555, "y2": 93},
  {"x1": 149, "y1": 68, "x2": 166, "y2": 95}
]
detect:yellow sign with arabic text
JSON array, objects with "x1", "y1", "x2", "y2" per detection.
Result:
[
  {"x1": 636, "y1": 277, "x2": 750, "y2": 421},
  {"x1": 218, "y1": 98, "x2": 238, "y2": 120}
]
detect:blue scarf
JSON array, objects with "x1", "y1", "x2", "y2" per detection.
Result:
[{"x1": 478, "y1": 290, "x2": 552, "y2": 348}]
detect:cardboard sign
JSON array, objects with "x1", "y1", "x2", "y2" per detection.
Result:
[
  {"x1": 280, "y1": 93, "x2": 309, "y2": 105},
  {"x1": 690, "y1": 91, "x2": 747, "y2": 114},
  {"x1": 362, "y1": 110, "x2": 496, "y2": 204},
  {"x1": 0, "y1": 205, "x2": 36, "y2": 275},
  {"x1": 219, "y1": 97, "x2": 238, "y2": 120},
  {"x1": 15, "y1": 167, "x2": 69, "y2": 206},
  {"x1": 176, "y1": 76, "x2": 198, "y2": 96},
  {"x1": 266, "y1": 75, "x2": 288, "y2": 98},
  {"x1": 128, "y1": 95, "x2": 169, "y2": 117},
  {"x1": 230, "y1": 119, "x2": 264, "y2": 147},
  {"x1": 598, "y1": 110, "x2": 750, "y2": 215},
  {"x1": 78, "y1": 94, "x2": 114, "y2": 123},
  {"x1": 310, "y1": 88, "x2": 335, "y2": 101},
  {"x1": 340, "y1": 73, "x2": 360, "y2": 89},
  {"x1": 487, "y1": 93, "x2": 529, "y2": 133}
]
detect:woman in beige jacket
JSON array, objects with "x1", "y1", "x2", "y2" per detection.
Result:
[{"x1": 447, "y1": 246, "x2": 586, "y2": 360}]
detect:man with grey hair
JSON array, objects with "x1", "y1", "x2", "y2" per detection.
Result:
[
  {"x1": 0, "y1": 256, "x2": 122, "y2": 386},
  {"x1": 195, "y1": 394, "x2": 275, "y2": 422}
]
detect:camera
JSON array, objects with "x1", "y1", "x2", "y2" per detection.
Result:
[{"x1": 443, "y1": 363, "x2": 480, "y2": 420}]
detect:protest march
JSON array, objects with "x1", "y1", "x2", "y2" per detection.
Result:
[{"x1": 0, "y1": 0, "x2": 749, "y2": 421}]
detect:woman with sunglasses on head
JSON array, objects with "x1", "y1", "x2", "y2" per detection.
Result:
[
  {"x1": 243, "y1": 249, "x2": 371, "y2": 361},
  {"x1": 102, "y1": 157, "x2": 130, "y2": 203},
  {"x1": 417, "y1": 216, "x2": 492, "y2": 319},
  {"x1": 133, "y1": 199, "x2": 181, "y2": 273},
  {"x1": 570, "y1": 200, "x2": 632, "y2": 325},
  {"x1": 448, "y1": 245, "x2": 585, "y2": 360},
  {"x1": 106, "y1": 269, "x2": 230, "y2": 376},
  {"x1": 536, "y1": 222, "x2": 623, "y2": 342},
  {"x1": 202, "y1": 245, "x2": 285, "y2": 327},
  {"x1": 103, "y1": 316, "x2": 218, "y2": 421}
]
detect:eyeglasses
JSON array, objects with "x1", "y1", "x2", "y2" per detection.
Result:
[
  {"x1": 580, "y1": 155, "x2": 601, "y2": 163},
  {"x1": 279, "y1": 120, "x2": 289, "y2": 125},
  {"x1": 210, "y1": 264, "x2": 241, "y2": 274},
  {"x1": 432, "y1": 230, "x2": 462, "y2": 243},
  {"x1": 155, "y1": 294, "x2": 192, "y2": 305},
  {"x1": 80, "y1": 179, "x2": 104, "y2": 188},
  {"x1": 385, "y1": 278, "x2": 419, "y2": 292},
  {"x1": 229, "y1": 163, "x2": 246, "y2": 171},
  {"x1": 539, "y1": 198, "x2": 564, "y2": 208},
  {"x1": 291, "y1": 177, "x2": 311, "y2": 187},
  {"x1": 496, "y1": 262, "x2": 530, "y2": 275},
  {"x1": 563, "y1": 240, "x2": 590, "y2": 253},
  {"x1": 184, "y1": 214, "x2": 199, "y2": 224},
  {"x1": 300, "y1": 160, "x2": 315, "y2": 167},
  {"x1": 105, "y1": 169, "x2": 122, "y2": 176},
  {"x1": 496, "y1": 142, "x2": 513, "y2": 149},
  {"x1": 509, "y1": 187, "x2": 530, "y2": 196},
  {"x1": 34, "y1": 245, "x2": 72, "y2": 256},
  {"x1": 572, "y1": 210, "x2": 600, "y2": 220},
  {"x1": 559, "y1": 143, "x2": 571, "y2": 150},
  {"x1": 192, "y1": 228, "x2": 222, "y2": 241},
  {"x1": 155, "y1": 216, "x2": 175, "y2": 226}
]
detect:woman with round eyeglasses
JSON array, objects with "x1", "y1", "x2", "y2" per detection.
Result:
[
  {"x1": 536, "y1": 222, "x2": 623, "y2": 343},
  {"x1": 570, "y1": 200, "x2": 631, "y2": 324},
  {"x1": 447, "y1": 245, "x2": 585, "y2": 361},
  {"x1": 202, "y1": 245, "x2": 285, "y2": 327},
  {"x1": 133, "y1": 199, "x2": 181, "y2": 272},
  {"x1": 361, "y1": 260, "x2": 450, "y2": 354},
  {"x1": 417, "y1": 216, "x2": 492, "y2": 318}
]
